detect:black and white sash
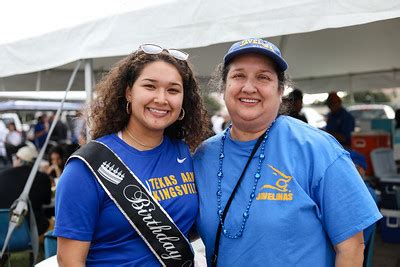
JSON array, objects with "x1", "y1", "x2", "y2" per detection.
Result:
[{"x1": 69, "y1": 141, "x2": 194, "y2": 267}]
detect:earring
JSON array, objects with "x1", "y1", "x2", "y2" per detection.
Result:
[
  {"x1": 177, "y1": 108, "x2": 185, "y2": 121},
  {"x1": 126, "y1": 101, "x2": 131, "y2": 115}
]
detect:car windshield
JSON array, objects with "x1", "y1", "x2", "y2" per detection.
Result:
[{"x1": 349, "y1": 109, "x2": 388, "y2": 120}]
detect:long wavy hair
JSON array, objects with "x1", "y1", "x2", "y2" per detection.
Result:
[{"x1": 88, "y1": 50, "x2": 210, "y2": 151}]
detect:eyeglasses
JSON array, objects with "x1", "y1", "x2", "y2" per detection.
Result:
[{"x1": 138, "y1": 44, "x2": 189, "y2": 61}]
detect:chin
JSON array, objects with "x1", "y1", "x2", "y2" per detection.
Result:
[
  {"x1": 146, "y1": 121, "x2": 175, "y2": 132},
  {"x1": 233, "y1": 113, "x2": 261, "y2": 122}
]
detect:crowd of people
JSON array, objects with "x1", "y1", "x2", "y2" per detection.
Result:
[
  {"x1": 0, "y1": 111, "x2": 81, "y2": 252},
  {"x1": 1, "y1": 38, "x2": 393, "y2": 266}
]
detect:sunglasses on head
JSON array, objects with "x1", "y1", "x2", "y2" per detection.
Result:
[{"x1": 139, "y1": 44, "x2": 189, "y2": 61}]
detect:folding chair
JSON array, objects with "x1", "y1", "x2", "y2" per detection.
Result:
[
  {"x1": 370, "y1": 148, "x2": 400, "y2": 180},
  {"x1": 0, "y1": 209, "x2": 33, "y2": 266},
  {"x1": 43, "y1": 230, "x2": 57, "y2": 259},
  {"x1": 370, "y1": 148, "x2": 400, "y2": 209}
]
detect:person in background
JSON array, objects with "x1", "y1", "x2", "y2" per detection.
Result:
[
  {"x1": 0, "y1": 144, "x2": 52, "y2": 235},
  {"x1": 395, "y1": 109, "x2": 400, "y2": 169},
  {"x1": 325, "y1": 92, "x2": 355, "y2": 148},
  {"x1": 193, "y1": 38, "x2": 381, "y2": 266},
  {"x1": 0, "y1": 122, "x2": 8, "y2": 166},
  {"x1": 45, "y1": 146, "x2": 65, "y2": 181},
  {"x1": 54, "y1": 44, "x2": 210, "y2": 266},
  {"x1": 211, "y1": 109, "x2": 231, "y2": 134},
  {"x1": 285, "y1": 88, "x2": 308, "y2": 123},
  {"x1": 395, "y1": 108, "x2": 400, "y2": 129},
  {"x1": 34, "y1": 113, "x2": 49, "y2": 149},
  {"x1": 348, "y1": 150, "x2": 378, "y2": 254},
  {"x1": 5, "y1": 122, "x2": 22, "y2": 147},
  {"x1": 49, "y1": 112, "x2": 68, "y2": 144},
  {"x1": 4, "y1": 122, "x2": 23, "y2": 164}
]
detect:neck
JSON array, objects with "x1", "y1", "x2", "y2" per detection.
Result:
[
  {"x1": 230, "y1": 125, "x2": 268, "y2": 141},
  {"x1": 123, "y1": 123, "x2": 164, "y2": 151},
  {"x1": 230, "y1": 116, "x2": 277, "y2": 141}
]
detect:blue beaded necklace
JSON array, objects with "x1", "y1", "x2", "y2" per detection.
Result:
[{"x1": 217, "y1": 121, "x2": 275, "y2": 239}]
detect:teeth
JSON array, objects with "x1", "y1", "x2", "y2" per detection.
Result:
[
  {"x1": 148, "y1": 108, "x2": 168, "y2": 114},
  {"x1": 240, "y1": 98, "x2": 258, "y2": 103}
]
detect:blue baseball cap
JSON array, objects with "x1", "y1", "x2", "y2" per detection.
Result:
[
  {"x1": 349, "y1": 150, "x2": 367, "y2": 170},
  {"x1": 223, "y1": 38, "x2": 288, "y2": 72}
]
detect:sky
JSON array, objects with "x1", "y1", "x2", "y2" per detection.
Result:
[{"x1": 0, "y1": 0, "x2": 171, "y2": 44}]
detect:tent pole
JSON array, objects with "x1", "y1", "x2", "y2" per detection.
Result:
[
  {"x1": 84, "y1": 59, "x2": 93, "y2": 141},
  {"x1": 278, "y1": 35, "x2": 288, "y2": 55},
  {"x1": 35, "y1": 71, "x2": 41, "y2": 91}
]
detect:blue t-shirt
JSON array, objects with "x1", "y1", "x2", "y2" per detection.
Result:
[
  {"x1": 325, "y1": 107, "x2": 355, "y2": 146},
  {"x1": 193, "y1": 116, "x2": 381, "y2": 266},
  {"x1": 34, "y1": 122, "x2": 48, "y2": 148},
  {"x1": 54, "y1": 134, "x2": 198, "y2": 266}
]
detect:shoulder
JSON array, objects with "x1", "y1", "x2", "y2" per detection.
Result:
[
  {"x1": 166, "y1": 137, "x2": 191, "y2": 159},
  {"x1": 193, "y1": 133, "x2": 223, "y2": 160},
  {"x1": 96, "y1": 133, "x2": 119, "y2": 145},
  {"x1": 343, "y1": 108, "x2": 355, "y2": 119},
  {"x1": 276, "y1": 116, "x2": 345, "y2": 158},
  {"x1": 59, "y1": 157, "x2": 101, "y2": 195},
  {"x1": 339, "y1": 107, "x2": 352, "y2": 117},
  {"x1": 169, "y1": 137, "x2": 190, "y2": 149},
  {"x1": 64, "y1": 157, "x2": 93, "y2": 175}
]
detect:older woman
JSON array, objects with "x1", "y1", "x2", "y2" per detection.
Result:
[
  {"x1": 54, "y1": 44, "x2": 209, "y2": 266},
  {"x1": 193, "y1": 38, "x2": 381, "y2": 266}
]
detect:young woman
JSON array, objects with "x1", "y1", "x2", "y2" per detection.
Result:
[
  {"x1": 45, "y1": 146, "x2": 65, "y2": 180},
  {"x1": 54, "y1": 44, "x2": 209, "y2": 266},
  {"x1": 193, "y1": 38, "x2": 381, "y2": 266}
]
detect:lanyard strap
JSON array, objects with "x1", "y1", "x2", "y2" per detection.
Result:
[
  {"x1": 69, "y1": 141, "x2": 194, "y2": 267},
  {"x1": 211, "y1": 131, "x2": 266, "y2": 267}
]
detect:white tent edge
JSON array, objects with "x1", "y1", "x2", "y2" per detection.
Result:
[{"x1": 1, "y1": 0, "x2": 400, "y2": 78}]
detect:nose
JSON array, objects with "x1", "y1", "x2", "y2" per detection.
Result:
[
  {"x1": 153, "y1": 90, "x2": 168, "y2": 104},
  {"x1": 241, "y1": 79, "x2": 257, "y2": 94}
]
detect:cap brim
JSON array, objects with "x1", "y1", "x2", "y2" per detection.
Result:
[{"x1": 224, "y1": 47, "x2": 288, "y2": 72}]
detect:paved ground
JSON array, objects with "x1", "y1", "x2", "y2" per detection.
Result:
[{"x1": 373, "y1": 230, "x2": 400, "y2": 267}]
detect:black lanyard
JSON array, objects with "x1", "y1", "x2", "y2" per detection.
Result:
[{"x1": 211, "y1": 131, "x2": 266, "y2": 267}]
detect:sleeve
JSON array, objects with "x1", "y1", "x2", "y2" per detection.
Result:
[
  {"x1": 53, "y1": 158, "x2": 103, "y2": 241},
  {"x1": 312, "y1": 154, "x2": 382, "y2": 245}
]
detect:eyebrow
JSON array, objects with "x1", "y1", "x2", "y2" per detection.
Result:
[
  {"x1": 141, "y1": 78, "x2": 182, "y2": 87},
  {"x1": 230, "y1": 68, "x2": 274, "y2": 74}
]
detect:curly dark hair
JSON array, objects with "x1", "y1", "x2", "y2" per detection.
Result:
[
  {"x1": 209, "y1": 59, "x2": 292, "y2": 115},
  {"x1": 88, "y1": 50, "x2": 210, "y2": 151}
]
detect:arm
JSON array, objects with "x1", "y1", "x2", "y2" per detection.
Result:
[
  {"x1": 57, "y1": 237, "x2": 90, "y2": 267},
  {"x1": 334, "y1": 231, "x2": 364, "y2": 267},
  {"x1": 46, "y1": 164, "x2": 62, "y2": 177}
]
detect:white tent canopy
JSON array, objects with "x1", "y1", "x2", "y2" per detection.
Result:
[{"x1": 1, "y1": 0, "x2": 400, "y2": 93}]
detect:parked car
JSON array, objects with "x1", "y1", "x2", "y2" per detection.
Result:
[
  {"x1": 347, "y1": 104, "x2": 395, "y2": 120},
  {"x1": 347, "y1": 104, "x2": 395, "y2": 132}
]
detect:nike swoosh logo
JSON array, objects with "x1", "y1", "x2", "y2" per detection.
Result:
[{"x1": 177, "y1": 157, "x2": 187, "y2": 163}]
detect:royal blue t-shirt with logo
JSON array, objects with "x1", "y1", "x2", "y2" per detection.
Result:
[
  {"x1": 193, "y1": 116, "x2": 381, "y2": 266},
  {"x1": 54, "y1": 134, "x2": 197, "y2": 266}
]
